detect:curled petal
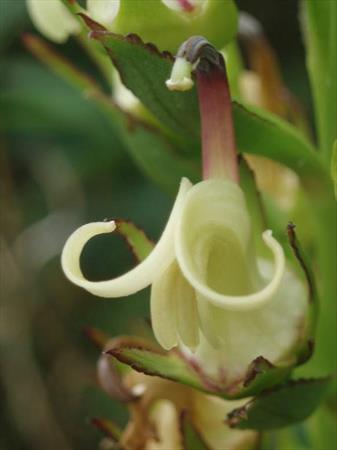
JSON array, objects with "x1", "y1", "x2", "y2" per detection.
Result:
[
  {"x1": 175, "y1": 179, "x2": 285, "y2": 311},
  {"x1": 61, "y1": 177, "x2": 192, "y2": 298}
]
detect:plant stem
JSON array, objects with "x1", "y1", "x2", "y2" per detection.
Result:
[
  {"x1": 196, "y1": 66, "x2": 239, "y2": 181},
  {"x1": 171, "y1": 36, "x2": 240, "y2": 181}
]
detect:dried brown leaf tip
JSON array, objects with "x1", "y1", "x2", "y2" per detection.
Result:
[
  {"x1": 287, "y1": 222, "x2": 315, "y2": 302},
  {"x1": 226, "y1": 404, "x2": 250, "y2": 428},
  {"x1": 243, "y1": 356, "x2": 274, "y2": 387}
]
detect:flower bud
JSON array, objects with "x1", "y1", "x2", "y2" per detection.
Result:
[
  {"x1": 87, "y1": 0, "x2": 238, "y2": 52},
  {"x1": 26, "y1": 0, "x2": 80, "y2": 43}
]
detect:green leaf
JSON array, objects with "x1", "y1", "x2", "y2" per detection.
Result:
[
  {"x1": 227, "y1": 378, "x2": 330, "y2": 431},
  {"x1": 88, "y1": 27, "x2": 328, "y2": 185},
  {"x1": 331, "y1": 140, "x2": 337, "y2": 199},
  {"x1": 181, "y1": 412, "x2": 211, "y2": 450},
  {"x1": 231, "y1": 102, "x2": 326, "y2": 186},
  {"x1": 23, "y1": 33, "x2": 102, "y2": 93},
  {"x1": 116, "y1": 220, "x2": 154, "y2": 261},
  {"x1": 231, "y1": 356, "x2": 292, "y2": 400},
  {"x1": 23, "y1": 34, "x2": 199, "y2": 193},
  {"x1": 84, "y1": 18, "x2": 200, "y2": 153},
  {"x1": 301, "y1": 0, "x2": 337, "y2": 161},
  {"x1": 117, "y1": 119, "x2": 199, "y2": 192},
  {"x1": 106, "y1": 346, "x2": 207, "y2": 392},
  {"x1": 0, "y1": 58, "x2": 124, "y2": 178},
  {"x1": 286, "y1": 223, "x2": 318, "y2": 365},
  {"x1": 106, "y1": 343, "x2": 294, "y2": 400}
]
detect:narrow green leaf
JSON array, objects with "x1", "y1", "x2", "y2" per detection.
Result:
[
  {"x1": 117, "y1": 120, "x2": 200, "y2": 192},
  {"x1": 24, "y1": 33, "x2": 198, "y2": 193},
  {"x1": 116, "y1": 220, "x2": 154, "y2": 261},
  {"x1": 231, "y1": 102, "x2": 326, "y2": 186},
  {"x1": 331, "y1": 140, "x2": 337, "y2": 199},
  {"x1": 301, "y1": 0, "x2": 337, "y2": 160},
  {"x1": 23, "y1": 33, "x2": 101, "y2": 93},
  {"x1": 105, "y1": 344, "x2": 294, "y2": 400},
  {"x1": 85, "y1": 20, "x2": 200, "y2": 154},
  {"x1": 287, "y1": 223, "x2": 318, "y2": 364},
  {"x1": 106, "y1": 346, "x2": 207, "y2": 392},
  {"x1": 227, "y1": 378, "x2": 330, "y2": 431}
]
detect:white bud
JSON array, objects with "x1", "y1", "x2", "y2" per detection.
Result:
[{"x1": 26, "y1": 0, "x2": 80, "y2": 43}]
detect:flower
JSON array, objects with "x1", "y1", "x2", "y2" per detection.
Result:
[
  {"x1": 62, "y1": 36, "x2": 310, "y2": 391},
  {"x1": 26, "y1": 0, "x2": 80, "y2": 43},
  {"x1": 62, "y1": 177, "x2": 308, "y2": 384}
]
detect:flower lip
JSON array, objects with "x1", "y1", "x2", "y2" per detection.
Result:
[
  {"x1": 61, "y1": 177, "x2": 192, "y2": 298},
  {"x1": 175, "y1": 180, "x2": 285, "y2": 312}
]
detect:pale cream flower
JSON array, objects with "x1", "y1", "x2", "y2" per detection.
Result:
[
  {"x1": 62, "y1": 177, "x2": 308, "y2": 384},
  {"x1": 26, "y1": 0, "x2": 80, "y2": 43}
]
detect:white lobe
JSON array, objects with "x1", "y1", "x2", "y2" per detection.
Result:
[{"x1": 61, "y1": 178, "x2": 192, "y2": 298}]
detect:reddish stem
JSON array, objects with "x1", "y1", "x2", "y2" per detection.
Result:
[{"x1": 196, "y1": 66, "x2": 239, "y2": 182}]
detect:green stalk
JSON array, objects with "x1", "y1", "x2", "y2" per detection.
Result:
[
  {"x1": 302, "y1": 0, "x2": 337, "y2": 163},
  {"x1": 298, "y1": 0, "x2": 337, "y2": 393},
  {"x1": 306, "y1": 191, "x2": 337, "y2": 379}
]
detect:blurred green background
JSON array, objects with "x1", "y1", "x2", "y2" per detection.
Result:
[{"x1": 0, "y1": 1, "x2": 312, "y2": 449}]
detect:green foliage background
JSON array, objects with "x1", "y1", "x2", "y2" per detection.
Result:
[{"x1": 0, "y1": 1, "x2": 332, "y2": 450}]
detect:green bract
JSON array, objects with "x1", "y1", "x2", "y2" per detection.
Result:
[{"x1": 87, "y1": 0, "x2": 238, "y2": 52}]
